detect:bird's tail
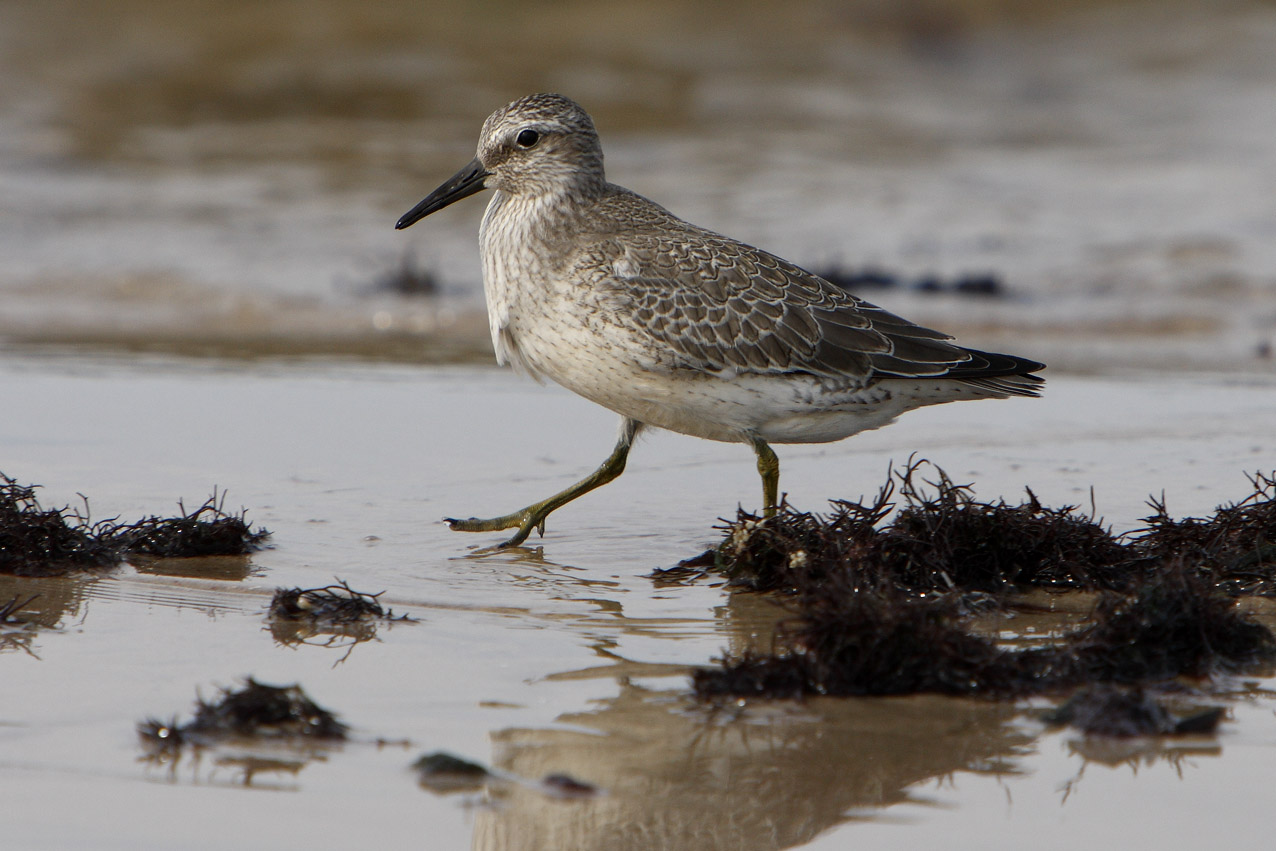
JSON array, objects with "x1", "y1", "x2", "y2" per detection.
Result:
[
  {"x1": 958, "y1": 372, "x2": 1044, "y2": 398},
  {"x1": 949, "y1": 349, "x2": 1045, "y2": 398}
]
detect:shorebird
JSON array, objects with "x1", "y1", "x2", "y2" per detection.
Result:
[{"x1": 397, "y1": 93, "x2": 1043, "y2": 548}]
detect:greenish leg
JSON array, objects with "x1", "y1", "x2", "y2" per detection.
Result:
[
  {"x1": 751, "y1": 437, "x2": 780, "y2": 516},
  {"x1": 446, "y1": 418, "x2": 642, "y2": 548}
]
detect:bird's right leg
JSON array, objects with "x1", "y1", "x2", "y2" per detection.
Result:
[
  {"x1": 750, "y1": 436, "x2": 780, "y2": 516},
  {"x1": 445, "y1": 417, "x2": 642, "y2": 548}
]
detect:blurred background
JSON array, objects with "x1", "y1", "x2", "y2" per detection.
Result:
[{"x1": 2, "y1": 0, "x2": 1274, "y2": 371}]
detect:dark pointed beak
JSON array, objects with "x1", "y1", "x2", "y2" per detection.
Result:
[{"x1": 395, "y1": 157, "x2": 491, "y2": 230}]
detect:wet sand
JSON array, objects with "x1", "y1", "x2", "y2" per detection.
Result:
[
  {"x1": 3, "y1": 354, "x2": 1274, "y2": 849},
  {"x1": 3, "y1": 1, "x2": 1276, "y2": 846}
]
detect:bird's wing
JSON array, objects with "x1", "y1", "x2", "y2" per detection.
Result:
[{"x1": 574, "y1": 206, "x2": 1011, "y2": 384}]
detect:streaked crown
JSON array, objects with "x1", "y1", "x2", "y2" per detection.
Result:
[{"x1": 476, "y1": 93, "x2": 606, "y2": 198}]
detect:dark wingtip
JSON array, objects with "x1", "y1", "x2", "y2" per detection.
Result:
[
  {"x1": 948, "y1": 349, "x2": 1046, "y2": 380},
  {"x1": 930, "y1": 349, "x2": 1045, "y2": 398}
]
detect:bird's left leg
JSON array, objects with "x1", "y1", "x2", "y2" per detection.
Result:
[{"x1": 446, "y1": 417, "x2": 643, "y2": 548}]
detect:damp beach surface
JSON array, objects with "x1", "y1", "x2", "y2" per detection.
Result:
[
  {"x1": 3, "y1": 355, "x2": 1276, "y2": 850},
  {"x1": 4, "y1": 0, "x2": 1276, "y2": 848}
]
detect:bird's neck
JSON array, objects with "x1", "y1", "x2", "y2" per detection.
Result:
[{"x1": 481, "y1": 182, "x2": 599, "y2": 246}]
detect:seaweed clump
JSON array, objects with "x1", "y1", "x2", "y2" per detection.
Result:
[
  {"x1": 694, "y1": 563, "x2": 1275, "y2": 700},
  {"x1": 686, "y1": 460, "x2": 1276, "y2": 713},
  {"x1": 1058, "y1": 564, "x2": 1275, "y2": 682},
  {"x1": 268, "y1": 580, "x2": 414, "y2": 656},
  {"x1": 269, "y1": 580, "x2": 411, "y2": 626},
  {"x1": 712, "y1": 483, "x2": 891, "y2": 593},
  {"x1": 695, "y1": 581, "x2": 1016, "y2": 699},
  {"x1": 0, "y1": 474, "x2": 118, "y2": 576},
  {"x1": 883, "y1": 469, "x2": 1131, "y2": 592},
  {"x1": 139, "y1": 677, "x2": 348, "y2": 752},
  {"x1": 108, "y1": 492, "x2": 269, "y2": 557},
  {"x1": 701, "y1": 460, "x2": 1276, "y2": 599},
  {"x1": 700, "y1": 461, "x2": 1132, "y2": 596},
  {"x1": 0, "y1": 473, "x2": 269, "y2": 577},
  {"x1": 1135, "y1": 472, "x2": 1276, "y2": 595}
]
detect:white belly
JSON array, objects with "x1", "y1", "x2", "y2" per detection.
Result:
[{"x1": 501, "y1": 324, "x2": 959, "y2": 445}]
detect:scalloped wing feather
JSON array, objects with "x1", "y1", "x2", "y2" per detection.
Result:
[{"x1": 575, "y1": 188, "x2": 1041, "y2": 392}]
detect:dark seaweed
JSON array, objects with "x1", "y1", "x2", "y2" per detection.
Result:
[
  {"x1": 269, "y1": 580, "x2": 412, "y2": 625},
  {"x1": 0, "y1": 474, "x2": 118, "y2": 576},
  {"x1": 108, "y1": 492, "x2": 269, "y2": 558},
  {"x1": 695, "y1": 582, "x2": 1017, "y2": 699},
  {"x1": 706, "y1": 460, "x2": 1276, "y2": 598},
  {"x1": 1058, "y1": 564, "x2": 1275, "y2": 682},
  {"x1": 694, "y1": 560, "x2": 1276, "y2": 701},
  {"x1": 883, "y1": 469, "x2": 1131, "y2": 592},
  {"x1": 1133, "y1": 472, "x2": 1276, "y2": 595},
  {"x1": 691, "y1": 461, "x2": 1276, "y2": 702},
  {"x1": 706, "y1": 461, "x2": 1132, "y2": 596},
  {"x1": 138, "y1": 677, "x2": 348, "y2": 750},
  {"x1": 0, "y1": 473, "x2": 269, "y2": 576}
]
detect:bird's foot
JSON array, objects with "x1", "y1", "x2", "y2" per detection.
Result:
[{"x1": 444, "y1": 509, "x2": 548, "y2": 549}]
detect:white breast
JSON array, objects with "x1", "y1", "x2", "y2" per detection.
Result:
[{"x1": 479, "y1": 191, "x2": 549, "y2": 373}]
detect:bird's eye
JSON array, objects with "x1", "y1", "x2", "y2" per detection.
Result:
[{"x1": 516, "y1": 129, "x2": 540, "y2": 148}]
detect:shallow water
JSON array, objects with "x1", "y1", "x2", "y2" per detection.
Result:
[{"x1": 3, "y1": 354, "x2": 1275, "y2": 849}]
